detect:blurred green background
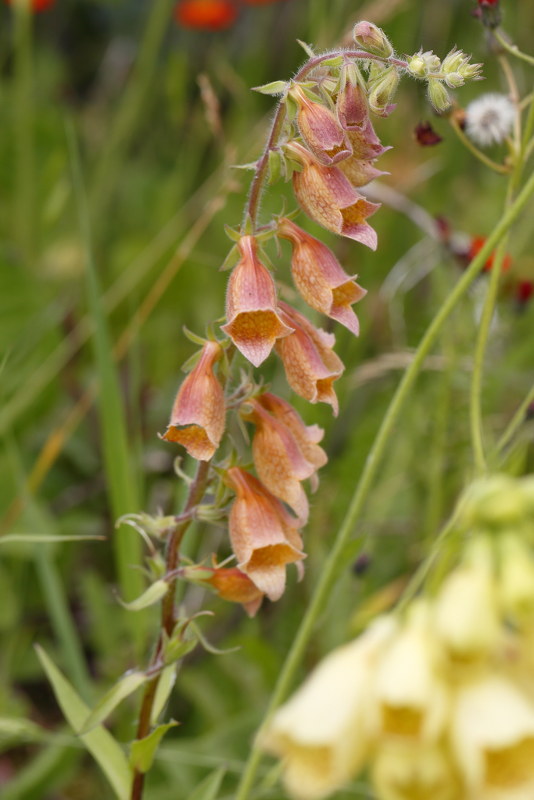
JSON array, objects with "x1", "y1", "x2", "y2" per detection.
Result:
[{"x1": 0, "y1": 0, "x2": 533, "y2": 797}]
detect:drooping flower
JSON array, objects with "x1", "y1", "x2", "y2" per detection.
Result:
[
  {"x1": 276, "y1": 302, "x2": 344, "y2": 415},
  {"x1": 259, "y1": 617, "x2": 398, "y2": 800},
  {"x1": 245, "y1": 398, "x2": 323, "y2": 522},
  {"x1": 160, "y1": 340, "x2": 225, "y2": 460},
  {"x1": 290, "y1": 84, "x2": 351, "y2": 167},
  {"x1": 335, "y1": 80, "x2": 368, "y2": 131},
  {"x1": 278, "y1": 217, "x2": 367, "y2": 335},
  {"x1": 225, "y1": 467, "x2": 304, "y2": 601},
  {"x1": 221, "y1": 235, "x2": 293, "y2": 367},
  {"x1": 174, "y1": 0, "x2": 238, "y2": 30},
  {"x1": 465, "y1": 93, "x2": 516, "y2": 148},
  {"x1": 183, "y1": 563, "x2": 265, "y2": 616},
  {"x1": 451, "y1": 673, "x2": 534, "y2": 798},
  {"x1": 287, "y1": 141, "x2": 380, "y2": 249}
]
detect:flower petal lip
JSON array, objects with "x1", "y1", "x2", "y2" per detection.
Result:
[
  {"x1": 161, "y1": 340, "x2": 225, "y2": 461},
  {"x1": 288, "y1": 142, "x2": 380, "y2": 249},
  {"x1": 221, "y1": 235, "x2": 293, "y2": 367},
  {"x1": 226, "y1": 467, "x2": 305, "y2": 601},
  {"x1": 292, "y1": 85, "x2": 352, "y2": 167},
  {"x1": 276, "y1": 302, "x2": 344, "y2": 416},
  {"x1": 278, "y1": 217, "x2": 367, "y2": 335}
]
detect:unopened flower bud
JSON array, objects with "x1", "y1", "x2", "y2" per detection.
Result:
[
  {"x1": 368, "y1": 67, "x2": 400, "y2": 116},
  {"x1": 444, "y1": 72, "x2": 465, "y2": 89},
  {"x1": 290, "y1": 84, "x2": 351, "y2": 166},
  {"x1": 352, "y1": 21, "x2": 393, "y2": 58},
  {"x1": 421, "y1": 51, "x2": 441, "y2": 73},
  {"x1": 407, "y1": 54, "x2": 426, "y2": 78},
  {"x1": 427, "y1": 79, "x2": 451, "y2": 113},
  {"x1": 459, "y1": 60, "x2": 483, "y2": 81}
]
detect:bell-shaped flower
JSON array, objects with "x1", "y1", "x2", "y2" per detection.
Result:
[
  {"x1": 451, "y1": 672, "x2": 534, "y2": 799},
  {"x1": 246, "y1": 398, "x2": 321, "y2": 522},
  {"x1": 259, "y1": 616, "x2": 398, "y2": 800},
  {"x1": 290, "y1": 84, "x2": 352, "y2": 167},
  {"x1": 182, "y1": 562, "x2": 264, "y2": 617},
  {"x1": 375, "y1": 602, "x2": 449, "y2": 743},
  {"x1": 287, "y1": 141, "x2": 380, "y2": 249},
  {"x1": 226, "y1": 467, "x2": 305, "y2": 601},
  {"x1": 372, "y1": 741, "x2": 461, "y2": 800},
  {"x1": 278, "y1": 217, "x2": 367, "y2": 335},
  {"x1": 433, "y1": 538, "x2": 500, "y2": 670},
  {"x1": 161, "y1": 340, "x2": 225, "y2": 460},
  {"x1": 256, "y1": 392, "x2": 327, "y2": 491},
  {"x1": 336, "y1": 80, "x2": 369, "y2": 131},
  {"x1": 221, "y1": 235, "x2": 293, "y2": 367},
  {"x1": 276, "y1": 302, "x2": 344, "y2": 415}
]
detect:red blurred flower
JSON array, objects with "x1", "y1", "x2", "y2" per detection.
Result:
[
  {"x1": 468, "y1": 235, "x2": 512, "y2": 273},
  {"x1": 4, "y1": 0, "x2": 55, "y2": 11},
  {"x1": 242, "y1": 0, "x2": 287, "y2": 4},
  {"x1": 516, "y1": 280, "x2": 533, "y2": 307},
  {"x1": 174, "y1": 0, "x2": 237, "y2": 30},
  {"x1": 477, "y1": 0, "x2": 499, "y2": 6}
]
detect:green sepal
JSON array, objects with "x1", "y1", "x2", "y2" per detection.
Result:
[
  {"x1": 251, "y1": 80, "x2": 288, "y2": 96},
  {"x1": 118, "y1": 579, "x2": 168, "y2": 612},
  {"x1": 296, "y1": 39, "x2": 315, "y2": 58},
  {"x1": 268, "y1": 149, "x2": 282, "y2": 185},
  {"x1": 224, "y1": 224, "x2": 243, "y2": 243},
  {"x1": 219, "y1": 244, "x2": 239, "y2": 272}
]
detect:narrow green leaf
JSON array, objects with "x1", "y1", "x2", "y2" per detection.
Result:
[
  {"x1": 0, "y1": 533, "x2": 105, "y2": 545},
  {"x1": 129, "y1": 721, "x2": 178, "y2": 773},
  {"x1": 151, "y1": 664, "x2": 177, "y2": 724},
  {"x1": 296, "y1": 39, "x2": 315, "y2": 57},
  {"x1": 35, "y1": 646, "x2": 131, "y2": 800},
  {"x1": 118, "y1": 579, "x2": 169, "y2": 611},
  {"x1": 189, "y1": 767, "x2": 226, "y2": 800},
  {"x1": 320, "y1": 55, "x2": 344, "y2": 67},
  {"x1": 251, "y1": 80, "x2": 288, "y2": 95},
  {"x1": 80, "y1": 671, "x2": 147, "y2": 734}
]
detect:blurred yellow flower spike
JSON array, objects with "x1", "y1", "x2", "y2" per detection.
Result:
[
  {"x1": 222, "y1": 235, "x2": 293, "y2": 367},
  {"x1": 161, "y1": 340, "x2": 225, "y2": 460},
  {"x1": 372, "y1": 741, "x2": 461, "y2": 800},
  {"x1": 259, "y1": 616, "x2": 397, "y2": 800}
]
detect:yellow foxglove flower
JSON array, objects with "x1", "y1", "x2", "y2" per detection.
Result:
[
  {"x1": 259, "y1": 617, "x2": 397, "y2": 800},
  {"x1": 498, "y1": 533, "x2": 534, "y2": 626},
  {"x1": 451, "y1": 673, "x2": 534, "y2": 799},
  {"x1": 376, "y1": 602, "x2": 448, "y2": 742},
  {"x1": 372, "y1": 741, "x2": 461, "y2": 800}
]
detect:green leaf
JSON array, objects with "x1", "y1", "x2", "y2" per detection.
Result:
[
  {"x1": 129, "y1": 721, "x2": 178, "y2": 773},
  {"x1": 251, "y1": 80, "x2": 287, "y2": 95},
  {"x1": 80, "y1": 671, "x2": 147, "y2": 734},
  {"x1": 320, "y1": 55, "x2": 344, "y2": 67},
  {"x1": 189, "y1": 767, "x2": 226, "y2": 800},
  {"x1": 118, "y1": 579, "x2": 169, "y2": 611},
  {"x1": 0, "y1": 533, "x2": 105, "y2": 545},
  {"x1": 268, "y1": 149, "x2": 282, "y2": 185},
  {"x1": 296, "y1": 39, "x2": 315, "y2": 57},
  {"x1": 151, "y1": 664, "x2": 177, "y2": 724},
  {"x1": 35, "y1": 646, "x2": 131, "y2": 800}
]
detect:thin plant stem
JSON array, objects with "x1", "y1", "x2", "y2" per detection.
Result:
[
  {"x1": 235, "y1": 168, "x2": 534, "y2": 800},
  {"x1": 130, "y1": 460, "x2": 211, "y2": 800},
  {"x1": 494, "y1": 29, "x2": 534, "y2": 67},
  {"x1": 493, "y1": 381, "x2": 534, "y2": 459},
  {"x1": 13, "y1": 0, "x2": 35, "y2": 267},
  {"x1": 449, "y1": 118, "x2": 510, "y2": 174}
]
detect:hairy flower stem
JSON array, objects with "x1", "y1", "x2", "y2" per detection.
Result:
[
  {"x1": 235, "y1": 167, "x2": 534, "y2": 800},
  {"x1": 245, "y1": 49, "x2": 408, "y2": 227},
  {"x1": 130, "y1": 459, "x2": 211, "y2": 800}
]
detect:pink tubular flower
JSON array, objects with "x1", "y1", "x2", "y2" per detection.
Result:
[
  {"x1": 246, "y1": 398, "x2": 325, "y2": 522},
  {"x1": 276, "y1": 302, "x2": 344, "y2": 415},
  {"x1": 288, "y1": 141, "x2": 380, "y2": 249},
  {"x1": 226, "y1": 467, "x2": 305, "y2": 601},
  {"x1": 221, "y1": 235, "x2": 293, "y2": 367},
  {"x1": 278, "y1": 217, "x2": 367, "y2": 335},
  {"x1": 161, "y1": 340, "x2": 225, "y2": 460},
  {"x1": 336, "y1": 81, "x2": 369, "y2": 131},
  {"x1": 291, "y1": 84, "x2": 352, "y2": 167},
  {"x1": 258, "y1": 392, "x2": 327, "y2": 492}
]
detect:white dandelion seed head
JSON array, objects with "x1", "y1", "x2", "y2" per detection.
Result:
[{"x1": 464, "y1": 93, "x2": 516, "y2": 148}]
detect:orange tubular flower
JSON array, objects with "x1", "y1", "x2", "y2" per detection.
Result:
[
  {"x1": 174, "y1": 0, "x2": 238, "y2": 30},
  {"x1": 276, "y1": 302, "x2": 344, "y2": 415},
  {"x1": 222, "y1": 235, "x2": 293, "y2": 367},
  {"x1": 161, "y1": 340, "x2": 225, "y2": 460},
  {"x1": 288, "y1": 141, "x2": 380, "y2": 249},
  {"x1": 226, "y1": 467, "x2": 305, "y2": 601},
  {"x1": 207, "y1": 566, "x2": 265, "y2": 616},
  {"x1": 291, "y1": 84, "x2": 352, "y2": 167},
  {"x1": 257, "y1": 392, "x2": 327, "y2": 492},
  {"x1": 278, "y1": 217, "x2": 367, "y2": 335},
  {"x1": 246, "y1": 398, "x2": 324, "y2": 522}
]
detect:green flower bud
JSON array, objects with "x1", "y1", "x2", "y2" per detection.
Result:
[
  {"x1": 427, "y1": 79, "x2": 451, "y2": 112},
  {"x1": 368, "y1": 66, "x2": 400, "y2": 115},
  {"x1": 442, "y1": 48, "x2": 465, "y2": 74},
  {"x1": 459, "y1": 60, "x2": 484, "y2": 81},
  {"x1": 407, "y1": 54, "x2": 426, "y2": 78},
  {"x1": 353, "y1": 21, "x2": 393, "y2": 58},
  {"x1": 445, "y1": 72, "x2": 465, "y2": 89}
]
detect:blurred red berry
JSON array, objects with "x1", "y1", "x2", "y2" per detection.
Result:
[
  {"x1": 4, "y1": 0, "x2": 55, "y2": 11},
  {"x1": 468, "y1": 235, "x2": 512, "y2": 273},
  {"x1": 174, "y1": 0, "x2": 237, "y2": 30},
  {"x1": 516, "y1": 280, "x2": 534, "y2": 306},
  {"x1": 414, "y1": 121, "x2": 443, "y2": 147}
]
